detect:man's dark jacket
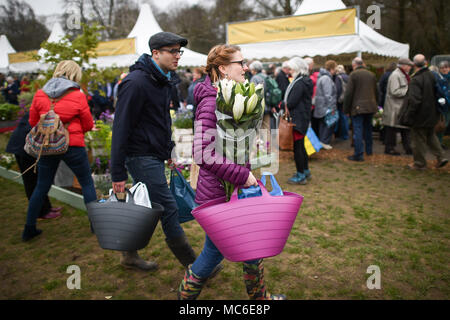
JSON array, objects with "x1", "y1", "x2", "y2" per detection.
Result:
[
  {"x1": 111, "y1": 54, "x2": 180, "y2": 182},
  {"x1": 343, "y1": 66, "x2": 378, "y2": 116},
  {"x1": 403, "y1": 67, "x2": 439, "y2": 128}
]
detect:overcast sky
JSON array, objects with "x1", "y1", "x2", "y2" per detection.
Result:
[{"x1": 0, "y1": 0, "x2": 203, "y2": 16}]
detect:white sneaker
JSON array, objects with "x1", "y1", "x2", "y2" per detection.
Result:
[{"x1": 321, "y1": 143, "x2": 333, "y2": 150}]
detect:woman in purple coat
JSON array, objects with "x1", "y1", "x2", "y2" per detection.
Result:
[{"x1": 177, "y1": 44, "x2": 286, "y2": 300}]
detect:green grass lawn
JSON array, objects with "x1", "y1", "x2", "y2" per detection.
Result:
[{"x1": 0, "y1": 157, "x2": 449, "y2": 300}]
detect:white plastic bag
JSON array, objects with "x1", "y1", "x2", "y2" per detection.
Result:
[{"x1": 108, "y1": 182, "x2": 152, "y2": 208}]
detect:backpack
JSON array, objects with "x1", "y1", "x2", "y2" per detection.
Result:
[
  {"x1": 337, "y1": 75, "x2": 347, "y2": 104},
  {"x1": 22, "y1": 93, "x2": 71, "y2": 174},
  {"x1": 264, "y1": 77, "x2": 283, "y2": 108}
]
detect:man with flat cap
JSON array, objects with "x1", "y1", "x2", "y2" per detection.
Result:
[
  {"x1": 110, "y1": 32, "x2": 202, "y2": 272},
  {"x1": 382, "y1": 58, "x2": 414, "y2": 156}
]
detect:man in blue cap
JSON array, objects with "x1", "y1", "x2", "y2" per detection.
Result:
[{"x1": 110, "y1": 32, "x2": 199, "y2": 271}]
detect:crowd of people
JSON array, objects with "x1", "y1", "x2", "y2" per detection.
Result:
[{"x1": 1, "y1": 29, "x2": 449, "y2": 301}]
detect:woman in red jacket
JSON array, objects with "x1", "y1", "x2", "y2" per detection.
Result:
[{"x1": 22, "y1": 60, "x2": 97, "y2": 241}]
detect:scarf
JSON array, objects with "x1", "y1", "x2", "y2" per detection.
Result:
[{"x1": 399, "y1": 67, "x2": 411, "y2": 83}]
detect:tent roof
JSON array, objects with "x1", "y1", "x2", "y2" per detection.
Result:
[
  {"x1": 127, "y1": 3, "x2": 163, "y2": 56},
  {"x1": 46, "y1": 22, "x2": 65, "y2": 43},
  {"x1": 294, "y1": 0, "x2": 346, "y2": 15},
  {"x1": 8, "y1": 23, "x2": 67, "y2": 73},
  {"x1": 126, "y1": 3, "x2": 207, "y2": 67},
  {"x1": 0, "y1": 35, "x2": 16, "y2": 73},
  {"x1": 239, "y1": 0, "x2": 409, "y2": 60}
]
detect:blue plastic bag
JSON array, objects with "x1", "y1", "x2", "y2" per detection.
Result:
[
  {"x1": 324, "y1": 109, "x2": 339, "y2": 128},
  {"x1": 238, "y1": 185, "x2": 262, "y2": 199},
  {"x1": 170, "y1": 168, "x2": 197, "y2": 223},
  {"x1": 238, "y1": 172, "x2": 284, "y2": 199},
  {"x1": 260, "y1": 172, "x2": 284, "y2": 196}
]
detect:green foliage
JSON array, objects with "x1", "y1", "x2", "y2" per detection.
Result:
[
  {"x1": 173, "y1": 111, "x2": 194, "y2": 129},
  {"x1": 0, "y1": 153, "x2": 15, "y2": 170},
  {"x1": 85, "y1": 120, "x2": 112, "y2": 156},
  {"x1": 17, "y1": 92, "x2": 34, "y2": 109},
  {"x1": 36, "y1": 23, "x2": 102, "y2": 67},
  {"x1": 34, "y1": 23, "x2": 104, "y2": 89},
  {"x1": 0, "y1": 103, "x2": 21, "y2": 121},
  {"x1": 91, "y1": 155, "x2": 110, "y2": 175}
]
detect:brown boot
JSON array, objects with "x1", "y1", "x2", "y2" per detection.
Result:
[{"x1": 120, "y1": 251, "x2": 158, "y2": 271}]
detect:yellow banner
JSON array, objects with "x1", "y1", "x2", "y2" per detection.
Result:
[
  {"x1": 94, "y1": 38, "x2": 136, "y2": 57},
  {"x1": 8, "y1": 50, "x2": 38, "y2": 64},
  {"x1": 8, "y1": 38, "x2": 136, "y2": 65},
  {"x1": 227, "y1": 8, "x2": 356, "y2": 45}
]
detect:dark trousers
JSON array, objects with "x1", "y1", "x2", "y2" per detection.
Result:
[
  {"x1": 351, "y1": 114, "x2": 373, "y2": 159},
  {"x1": 384, "y1": 126, "x2": 412, "y2": 153},
  {"x1": 25, "y1": 147, "x2": 97, "y2": 226},
  {"x1": 411, "y1": 127, "x2": 445, "y2": 168},
  {"x1": 15, "y1": 154, "x2": 51, "y2": 218},
  {"x1": 313, "y1": 117, "x2": 333, "y2": 144},
  {"x1": 294, "y1": 138, "x2": 308, "y2": 173},
  {"x1": 125, "y1": 155, "x2": 185, "y2": 241}
]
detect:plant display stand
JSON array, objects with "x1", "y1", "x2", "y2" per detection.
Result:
[{"x1": 173, "y1": 128, "x2": 194, "y2": 163}]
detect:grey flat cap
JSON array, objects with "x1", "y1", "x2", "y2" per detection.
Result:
[
  {"x1": 149, "y1": 32, "x2": 188, "y2": 51},
  {"x1": 398, "y1": 58, "x2": 414, "y2": 66}
]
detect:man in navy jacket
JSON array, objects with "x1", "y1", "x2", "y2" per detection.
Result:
[{"x1": 111, "y1": 32, "x2": 197, "y2": 271}]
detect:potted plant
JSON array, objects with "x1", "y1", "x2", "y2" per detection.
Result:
[
  {"x1": 0, "y1": 103, "x2": 21, "y2": 130},
  {"x1": 85, "y1": 120, "x2": 112, "y2": 157},
  {"x1": 172, "y1": 111, "x2": 194, "y2": 160},
  {"x1": 91, "y1": 155, "x2": 112, "y2": 195}
]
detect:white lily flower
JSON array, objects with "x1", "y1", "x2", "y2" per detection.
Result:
[
  {"x1": 255, "y1": 83, "x2": 264, "y2": 91},
  {"x1": 246, "y1": 93, "x2": 258, "y2": 114},
  {"x1": 233, "y1": 94, "x2": 246, "y2": 121},
  {"x1": 220, "y1": 79, "x2": 234, "y2": 105}
]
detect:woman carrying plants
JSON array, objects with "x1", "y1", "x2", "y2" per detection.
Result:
[
  {"x1": 177, "y1": 44, "x2": 286, "y2": 300},
  {"x1": 22, "y1": 60, "x2": 97, "y2": 241}
]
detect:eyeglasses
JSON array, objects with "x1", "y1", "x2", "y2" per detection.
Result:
[
  {"x1": 159, "y1": 48, "x2": 184, "y2": 56},
  {"x1": 230, "y1": 60, "x2": 247, "y2": 68}
]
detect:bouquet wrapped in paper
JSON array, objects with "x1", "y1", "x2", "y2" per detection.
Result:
[{"x1": 215, "y1": 79, "x2": 265, "y2": 200}]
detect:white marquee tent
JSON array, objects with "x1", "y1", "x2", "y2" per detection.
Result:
[
  {"x1": 8, "y1": 22, "x2": 66, "y2": 73},
  {"x1": 238, "y1": 0, "x2": 410, "y2": 60},
  {"x1": 91, "y1": 3, "x2": 207, "y2": 68},
  {"x1": 7, "y1": 4, "x2": 206, "y2": 73},
  {"x1": 0, "y1": 35, "x2": 16, "y2": 73}
]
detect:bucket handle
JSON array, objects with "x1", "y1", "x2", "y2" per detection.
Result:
[
  {"x1": 229, "y1": 180, "x2": 270, "y2": 203},
  {"x1": 260, "y1": 172, "x2": 283, "y2": 196},
  {"x1": 107, "y1": 189, "x2": 135, "y2": 204}
]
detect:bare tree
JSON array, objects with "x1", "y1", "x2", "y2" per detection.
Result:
[
  {"x1": 0, "y1": 0, "x2": 49, "y2": 51},
  {"x1": 252, "y1": 0, "x2": 303, "y2": 17}
]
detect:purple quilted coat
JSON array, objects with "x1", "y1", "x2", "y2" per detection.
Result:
[{"x1": 193, "y1": 75, "x2": 250, "y2": 204}]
